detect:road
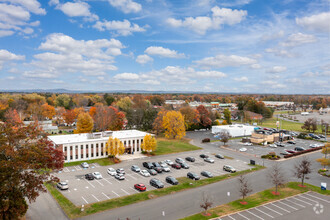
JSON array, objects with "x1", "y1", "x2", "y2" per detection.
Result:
[{"x1": 27, "y1": 131, "x2": 329, "y2": 220}]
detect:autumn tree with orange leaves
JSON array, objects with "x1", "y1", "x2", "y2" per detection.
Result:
[
  {"x1": 179, "y1": 106, "x2": 200, "y2": 130},
  {"x1": 41, "y1": 103, "x2": 56, "y2": 119},
  {"x1": 153, "y1": 109, "x2": 167, "y2": 135},
  {"x1": 62, "y1": 109, "x2": 76, "y2": 125}
]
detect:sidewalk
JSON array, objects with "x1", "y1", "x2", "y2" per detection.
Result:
[{"x1": 117, "y1": 152, "x2": 147, "y2": 161}]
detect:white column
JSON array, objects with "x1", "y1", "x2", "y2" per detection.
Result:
[
  {"x1": 88, "y1": 144, "x2": 91, "y2": 159},
  {"x1": 78, "y1": 145, "x2": 81, "y2": 160},
  {"x1": 83, "y1": 145, "x2": 86, "y2": 159},
  {"x1": 93, "y1": 143, "x2": 96, "y2": 158},
  {"x1": 98, "y1": 143, "x2": 101, "y2": 158},
  {"x1": 134, "y1": 139, "x2": 137, "y2": 152},
  {"x1": 72, "y1": 146, "x2": 75, "y2": 161}
]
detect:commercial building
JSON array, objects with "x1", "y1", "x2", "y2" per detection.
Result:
[
  {"x1": 211, "y1": 124, "x2": 256, "y2": 137},
  {"x1": 48, "y1": 130, "x2": 151, "y2": 162},
  {"x1": 251, "y1": 131, "x2": 279, "y2": 144},
  {"x1": 262, "y1": 101, "x2": 294, "y2": 107}
]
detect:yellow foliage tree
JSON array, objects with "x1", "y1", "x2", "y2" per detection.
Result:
[
  {"x1": 104, "y1": 137, "x2": 125, "y2": 157},
  {"x1": 317, "y1": 143, "x2": 330, "y2": 168},
  {"x1": 41, "y1": 103, "x2": 56, "y2": 119},
  {"x1": 74, "y1": 112, "x2": 94, "y2": 133},
  {"x1": 141, "y1": 134, "x2": 157, "y2": 152},
  {"x1": 162, "y1": 111, "x2": 186, "y2": 139}
]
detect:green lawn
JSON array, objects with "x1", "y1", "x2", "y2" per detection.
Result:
[
  {"x1": 153, "y1": 138, "x2": 202, "y2": 155},
  {"x1": 46, "y1": 165, "x2": 264, "y2": 219},
  {"x1": 181, "y1": 182, "x2": 329, "y2": 220},
  {"x1": 64, "y1": 157, "x2": 115, "y2": 167}
]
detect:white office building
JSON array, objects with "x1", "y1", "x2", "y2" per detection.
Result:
[
  {"x1": 211, "y1": 124, "x2": 256, "y2": 137},
  {"x1": 48, "y1": 130, "x2": 151, "y2": 162}
]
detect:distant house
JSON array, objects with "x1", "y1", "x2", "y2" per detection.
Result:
[
  {"x1": 301, "y1": 112, "x2": 309, "y2": 116},
  {"x1": 319, "y1": 108, "x2": 330, "y2": 114}
]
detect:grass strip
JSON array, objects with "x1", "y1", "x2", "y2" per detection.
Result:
[
  {"x1": 46, "y1": 165, "x2": 264, "y2": 219},
  {"x1": 181, "y1": 182, "x2": 329, "y2": 220},
  {"x1": 64, "y1": 158, "x2": 115, "y2": 167},
  {"x1": 153, "y1": 138, "x2": 202, "y2": 156}
]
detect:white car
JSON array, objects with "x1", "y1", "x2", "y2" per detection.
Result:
[
  {"x1": 107, "y1": 168, "x2": 116, "y2": 176},
  {"x1": 204, "y1": 158, "x2": 215, "y2": 163},
  {"x1": 140, "y1": 169, "x2": 151, "y2": 177},
  {"x1": 81, "y1": 162, "x2": 89, "y2": 168},
  {"x1": 164, "y1": 159, "x2": 174, "y2": 166},
  {"x1": 161, "y1": 164, "x2": 171, "y2": 172},
  {"x1": 57, "y1": 181, "x2": 69, "y2": 190},
  {"x1": 269, "y1": 144, "x2": 277, "y2": 148},
  {"x1": 92, "y1": 172, "x2": 103, "y2": 179},
  {"x1": 243, "y1": 142, "x2": 252, "y2": 146},
  {"x1": 115, "y1": 173, "x2": 125, "y2": 180},
  {"x1": 239, "y1": 147, "x2": 247, "y2": 152}
]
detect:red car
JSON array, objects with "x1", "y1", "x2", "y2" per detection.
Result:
[
  {"x1": 286, "y1": 150, "x2": 296, "y2": 154},
  {"x1": 171, "y1": 163, "x2": 181, "y2": 169},
  {"x1": 134, "y1": 183, "x2": 146, "y2": 191}
]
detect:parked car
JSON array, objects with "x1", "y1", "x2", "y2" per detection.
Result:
[
  {"x1": 239, "y1": 147, "x2": 247, "y2": 152},
  {"x1": 160, "y1": 163, "x2": 170, "y2": 172},
  {"x1": 223, "y1": 165, "x2": 236, "y2": 173},
  {"x1": 181, "y1": 162, "x2": 190, "y2": 169},
  {"x1": 200, "y1": 154, "x2": 209, "y2": 158},
  {"x1": 309, "y1": 144, "x2": 318, "y2": 148},
  {"x1": 175, "y1": 158, "x2": 185, "y2": 164},
  {"x1": 280, "y1": 151, "x2": 290, "y2": 155},
  {"x1": 140, "y1": 169, "x2": 151, "y2": 177},
  {"x1": 215, "y1": 154, "x2": 224, "y2": 159},
  {"x1": 294, "y1": 147, "x2": 305, "y2": 151},
  {"x1": 116, "y1": 168, "x2": 125, "y2": 174},
  {"x1": 147, "y1": 169, "x2": 157, "y2": 175},
  {"x1": 115, "y1": 173, "x2": 125, "y2": 180},
  {"x1": 243, "y1": 142, "x2": 252, "y2": 146},
  {"x1": 153, "y1": 166, "x2": 163, "y2": 173},
  {"x1": 166, "y1": 176, "x2": 179, "y2": 185},
  {"x1": 107, "y1": 167, "x2": 116, "y2": 176},
  {"x1": 286, "y1": 149, "x2": 296, "y2": 154},
  {"x1": 143, "y1": 162, "x2": 154, "y2": 169},
  {"x1": 134, "y1": 183, "x2": 146, "y2": 191},
  {"x1": 150, "y1": 178, "x2": 164, "y2": 188},
  {"x1": 185, "y1": 156, "x2": 195, "y2": 162},
  {"x1": 287, "y1": 140, "x2": 296, "y2": 144},
  {"x1": 201, "y1": 171, "x2": 213, "y2": 178},
  {"x1": 171, "y1": 163, "x2": 181, "y2": 169},
  {"x1": 269, "y1": 144, "x2": 277, "y2": 148},
  {"x1": 164, "y1": 159, "x2": 174, "y2": 166},
  {"x1": 85, "y1": 173, "x2": 94, "y2": 180},
  {"x1": 57, "y1": 181, "x2": 69, "y2": 190},
  {"x1": 204, "y1": 158, "x2": 215, "y2": 163},
  {"x1": 275, "y1": 142, "x2": 285, "y2": 147},
  {"x1": 319, "y1": 134, "x2": 325, "y2": 138},
  {"x1": 131, "y1": 165, "x2": 141, "y2": 172},
  {"x1": 152, "y1": 162, "x2": 162, "y2": 168},
  {"x1": 92, "y1": 172, "x2": 103, "y2": 179},
  {"x1": 159, "y1": 161, "x2": 167, "y2": 167},
  {"x1": 81, "y1": 162, "x2": 89, "y2": 168},
  {"x1": 187, "y1": 172, "x2": 200, "y2": 180}
]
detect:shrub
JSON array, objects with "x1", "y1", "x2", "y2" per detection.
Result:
[
  {"x1": 202, "y1": 138, "x2": 210, "y2": 143},
  {"x1": 284, "y1": 146, "x2": 322, "y2": 158}
]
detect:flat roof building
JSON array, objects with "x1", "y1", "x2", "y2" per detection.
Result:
[
  {"x1": 211, "y1": 124, "x2": 256, "y2": 137},
  {"x1": 48, "y1": 130, "x2": 151, "y2": 162}
]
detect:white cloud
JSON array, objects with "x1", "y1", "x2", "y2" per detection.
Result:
[
  {"x1": 219, "y1": 0, "x2": 253, "y2": 7},
  {"x1": 0, "y1": 1, "x2": 44, "y2": 37},
  {"x1": 108, "y1": 0, "x2": 142, "y2": 14},
  {"x1": 0, "y1": 49, "x2": 25, "y2": 69},
  {"x1": 55, "y1": 1, "x2": 98, "y2": 21},
  {"x1": 166, "y1": 6, "x2": 247, "y2": 35},
  {"x1": 261, "y1": 80, "x2": 286, "y2": 89},
  {"x1": 136, "y1": 54, "x2": 153, "y2": 64},
  {"x1": 280, "y1": 33, "x2": 316, "y2": 47},
  {"x1": 145, "y1": 46, "x2": 186, "y2": 58},
  {"x1": 195, "y1": 70, "x2": 226, "y2": 78},
  {"x1": 26, "y1": 33, "x2": 123, "y2": 78},
  {"x1": 233, "y1": 76, "x2": 248, "y2": 82},
  {"x1": 266, "y1": 66, "x2": 287, "y2": 73},
  {"x1": 302, "y1": 71, "x2": 318, "y2": 77},
  {"x1": 113, "y1": 72, "x2": 140, "y2": 80},
  {"x1": 250, "y1": 64, "x2": 261, "y2": 69},
  {"x1": 296, "y1": 12, "x2": 330, "y2": 33},
  {"x1": 265, "y1": 48, "x2": 295, "y2": 58},
  {"x1": 261, "y1": 30, "x2": 284, "y2": 41},
  {"x1": 93, "y1": 19, "x2": 146, "y2": 36},
  {"x1": 194, "y1": 54, "x2": 257, "y2": 69}
]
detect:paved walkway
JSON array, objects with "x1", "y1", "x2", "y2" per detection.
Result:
[{"x1": 117, "y1": 152, "x2": 147, "y2": 161}]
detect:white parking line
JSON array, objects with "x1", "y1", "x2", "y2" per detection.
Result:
[
  {"x1": 254, "y1": 207, "x2": 274, "y2": 218},
  {"x1": 237, "y1": 212, "x2": 249, "y2": 220},
  {"x1": 298, "y1": 194, "x2": 318, "y2": 203},
  {"x1": 102, "y1": 192, "x2": 110, "y2": 200},
  {"x1": 63, "y1": 167, "x2": 70, "y2": 172},
  {"x1": 127, "y1": 173, "x2": 137, "y2": 180},
  {"x1": 85, "y1": 179, "x2": 95, "y2": 188},
  {"x1": 305, "y1": 193, "x2": 330, "y2": 203},
  {"x1": 271, "y1": 203, "x2": 290, "y2": 213},
  {"x1": 92, "y1": 194, "x2": 100, "y2": 202},
  {"x1": 95, "y1": 179, "x2": 104, "y2": 186},
  {"x1": 130, "y1": 187, "x2": 136, "y2": 191},
  {"x1": 292, "y1": 197, "x2": 312, "y2": 205},
  {"x1": 262, "y1": 205, "x2": 283, "y2": 215},
  {"x1": 227, "y1": 215, "x2": 235, "y2": 220},
  {"x1": 121, "y1": 188, "x2": 130, "y2": 195},
  {"x1": 112, "y1": 191, "x2": 120, "y2": 197},
  {"x1": 82, "y1": 196, "x2": 89, "y2": 204},
  {"x1": 246, "y1": 210, "x2": 264, "y2": 220},
  {"x1": 285, "y1": 199, "x2": 305, "y2": 208},
  {"x1": 75, "y1": 166, "x2": 82, "y2": 170},
  {"x1": 103, "y1": 178, "x2": 112, "y2": 185},
  {"x1": 278, "y1": 201, "x2": 298, "y2": 210}
]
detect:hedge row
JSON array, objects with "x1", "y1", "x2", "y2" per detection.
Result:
[
  {"x1": 202, "y1": 138, "x2": 210, "y2": 143},
  {"x1": 284, "y1": 146, "x2": 322, "y2": 158}
]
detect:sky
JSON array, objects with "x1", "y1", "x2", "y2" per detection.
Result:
[{"x1": 0, "y1": 0, "x2": 329, "y2": 94}]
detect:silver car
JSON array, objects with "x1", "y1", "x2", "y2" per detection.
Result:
[
  {"x1": 81, "y1": 162, "x2": 89, "y2": 168},
  {"x1": 161, "y1": 164, "x2": 171, "y2": 172},
  {"x1": 57, "y1": 181, "x2": 69, "y2": 190},
  {"x1": 140, "y1": 169, "x2": 151, "y2": 177}
]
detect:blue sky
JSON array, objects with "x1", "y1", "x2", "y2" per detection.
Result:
[{"x1": 0, "y1": 0, "x2": 329, "y2": 94}]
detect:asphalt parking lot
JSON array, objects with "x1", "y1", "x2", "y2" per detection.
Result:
[
  {"x1": 55, "y1": 150, "x2": 251, "y2": 206},
  {"x1": 213, "y1": 138, "x2": 324, "y2": 158},
  {"x1": 216, "y1": 191, "x2": 330, "y2": 220}
]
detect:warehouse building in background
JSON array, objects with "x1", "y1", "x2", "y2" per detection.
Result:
[{"x1": 211, "y1": 124, "x2": 256, "y2": 137}]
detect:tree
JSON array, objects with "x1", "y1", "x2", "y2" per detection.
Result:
[
  {"x1": 218, "y1": 130, "x2": 231, "y2": 146},
  {"x1": 4, "y1": 109, "x2": 21, "y2": 124},
  {"x1": 162, "y1": 111, "x2": 186, "y2": 139},
  {"x1": 311, "y1": 118, "x2": 318, "y2": 133},
  {"x1": 196, "y1": 105, "x2": 212, "y2": 128},
  {"x1": 55, "y1": 94, "x2": 71, "y2": 109},
  {"x1": 267, "y1": 163, "x2": 286, "y2": 194},
  {"x1": 301, "y1": 118, "x2": 313, "y2": 132},
  {"x1": 116, "y1": 97, "x2": 132, "y2": 112},
  {"x1": 104, "y1": 137, "x2": 125, "y2": 157},
  {"x1": 74, "y1": 112, "x2": 94, "y2": 133},
  {"x1": 294, "y1": 157, "x2": 312, "y2": 186},
  {"x1": 179, "y1": 106, "x2": 200, "y2": 130},
  {"x1": 104, "y1": 93, "x2": 115, "y2": 106},
  {"x1": 321, "y1": 120, "x2": 329, "y2": 134},
  {"x1": 62, "y1": 109, "x2": 76, "y2": 125},
  {"x1": 200, "y1": 192, "x2": 213, "y2": 214},
  {"x1": 238, "y1": 175, "x2": 252, "y2": 201},
  {"x1": 141, "y1": 134, "x2": 157, "y2": 152},
  {"x1": 223, "y1": 108, "x2": 231, "y2": 124},
  {"x1": 0, "y1": 121, "x2": 63, "y2": 219},
  {"x1": 152, "y1": 109, "x2": 167, "y2": 135},
  {"x1": 41, "y1": 103, "x2": 56, "y2": 120},
  {"x1": 316, "y1": 143, "x2": 330, "y2": 168}
]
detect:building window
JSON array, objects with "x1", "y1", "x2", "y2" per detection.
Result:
[
  {"x1": 64, "y1": 147, "x2": 67, "y2": 152},
  {"x1": 75, "y1": 155, "x2": 78, "y2": 159},
  {"x1": 65, "y1": 156, "x2": 67, "y2": 160},
  {"x1": 101, "y1": 151, "x2": 103, "y2": 156},
  {"x1": 70, "y1": 146, "x2": 72, "y2": 151},
  {"x1": 81, "y1": 154, "x2": 83, "y2": 158},
  {"x1": 124, "y1": 141, "x2": 126, "y2": 146},
  {"x1": 70, "y1": 156, "x2": 72, "y2": 160},
  {"x1": 81, "y1": 145, "x2": 83, "y2": 150},
  {"x1": 96, "y1": 152, "x2": 99, "y2": 156},
  {"x1": 91, "y1": 153, "x2": 94, "y2": 157}
]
